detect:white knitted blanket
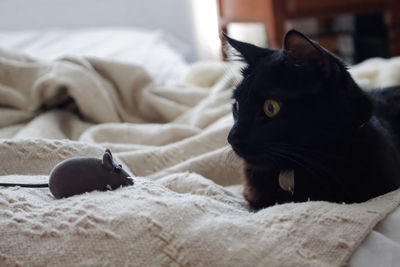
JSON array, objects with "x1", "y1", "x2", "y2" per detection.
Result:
[{"x1": 1, "y1": 49, "x2": 400, "y2": 266}]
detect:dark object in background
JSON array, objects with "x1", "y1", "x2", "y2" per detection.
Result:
[{"x1": 354, "y1": 12, "x2": 390, "y2": 63}]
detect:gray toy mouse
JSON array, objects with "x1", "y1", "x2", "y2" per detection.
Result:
[{"x1": 0, "y1": 149, "x2": 134, "y2": 199}]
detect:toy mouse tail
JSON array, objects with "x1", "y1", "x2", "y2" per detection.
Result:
[{"x1": 0, "y1": 183, "x2": 49, "y2": 188}]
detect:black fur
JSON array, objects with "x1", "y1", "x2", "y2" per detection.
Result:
[{"x1": 226, "y1": 30, "x2": 400, "y2": 210}]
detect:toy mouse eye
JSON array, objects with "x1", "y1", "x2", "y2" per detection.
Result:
[
  {"x1": 114, "y1": 165, "x2": 122, "y2": 173},
  {"x1": 264, "y1": 99, "x2": 280, "y2": 118}
]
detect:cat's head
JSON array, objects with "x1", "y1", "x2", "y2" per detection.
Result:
[{"x1": 226, "y1": 30, "x2": 372, "y2": 166}]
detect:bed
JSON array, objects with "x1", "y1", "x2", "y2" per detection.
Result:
[{"x1": 0, "y1": 28, "x2": 400, "y2": 267}]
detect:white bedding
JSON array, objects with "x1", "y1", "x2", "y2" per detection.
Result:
[
  {"x1": 350, "y1": 207, "x2": 400, "y2": 267},
  {"x1": 1, "y1": 28, "x2": 400, "y2": 266},
  {"x1": 0, "y1": 28, "x2": 189, "y2": 83}
]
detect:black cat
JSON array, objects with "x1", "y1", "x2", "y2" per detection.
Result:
[{"x1": 225, "y1": 30, "x2": 400, "y2": 210}]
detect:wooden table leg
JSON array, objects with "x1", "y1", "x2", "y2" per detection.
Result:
[
  {"x1": 385, "y1": 0, "x2": 400, "y2": 56},
  {"x1": 219, "y1": 23, "x2": 228, "y2": 59},
  {"x1": 263, "y1": 0, "x2": 286, "y2": 49}
]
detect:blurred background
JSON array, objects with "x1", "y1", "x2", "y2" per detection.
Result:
[
  {"x1": 0, "y1": 0, "x2": 398, "y2": 66},
  {"x1": 0, "y1": 0, "x2": 221, "y2": 62},
  {"x1": 217, "y1": 0, "x2": 399, "y2": 65}
]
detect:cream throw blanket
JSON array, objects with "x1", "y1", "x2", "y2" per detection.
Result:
[{"x1": 1, "y1": 49, "x2": 400, "y2": 266}]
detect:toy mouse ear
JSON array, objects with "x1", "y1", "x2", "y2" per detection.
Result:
[
  {"x1": 105, "y1": 148, "x2": 112, "y2": 158},
  {"x1": 102, "y1": 150, "x2": 114, "y2": 170}
]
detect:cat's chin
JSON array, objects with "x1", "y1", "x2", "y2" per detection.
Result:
[
  {"x1": 241, "y1": 156, "x2": 267, "y2": 167},
  {"x1": 231, "y1": 149, "x2": 267, "y2": 166},
  {"x1": 242, "y1": 155, "x2": 289, "y2": 170}
]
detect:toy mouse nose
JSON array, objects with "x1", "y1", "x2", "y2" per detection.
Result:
[{"x1": 126, "y1": 177, "x2": 135, "y2": 185}]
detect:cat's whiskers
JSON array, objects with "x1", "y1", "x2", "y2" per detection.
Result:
[
  {"x1": 268, "y1": 142, "x2": 344, "y2": 161},
  {"x1": 267, "y1": 145, "x2": 348, "y2": 195},
  {"x1": 222, "y1": 147, "x2": 240, "y2": 169},
  {"x1": 259, "y1": 151, "x2": 281, "y2": 169},
  {"x1": 267, "y1": 147, "x2": 321, "y2": 178},
  {"x1": 267, "y1": 147, "x2": 338, "y2": 196}
]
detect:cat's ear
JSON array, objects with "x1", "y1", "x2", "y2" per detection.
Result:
[
  {"x1": 284, "y1": 30, "x2": 339, "y2": 76},
  {"x1": 223, "y1": 33, "x2": 271, "y2": 64}
]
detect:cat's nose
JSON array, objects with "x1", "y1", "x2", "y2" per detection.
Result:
[
  {"x1": 227, "y1": 131, "x2": 238, "y2": 146},
  {"x1": 228, "y1": 131, "x2": 244, "y2": 147},
  {"x1": 227, "y1": 134, "x2": 248, "y2": 157}
]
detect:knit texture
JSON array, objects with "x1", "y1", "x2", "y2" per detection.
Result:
[{"x1": 1, "y1": 49, "x2": 400, "y2": 266}]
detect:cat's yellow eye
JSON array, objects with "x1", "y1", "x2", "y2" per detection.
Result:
[
  {"x1": 235, "y1": 101, "x2": 239, "y2": 111},
  {"x1": 264, "y1": 99, "x2": 280, "y2": 118}
]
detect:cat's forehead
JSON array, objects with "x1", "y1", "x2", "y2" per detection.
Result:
[{"x1": 234, "y1": 51, "x2": 317, "y2": 101}]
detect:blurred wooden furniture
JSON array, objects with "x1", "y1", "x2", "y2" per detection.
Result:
[{"x1": 217, "y1": 0, "x2": 400, "y2": 58}]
